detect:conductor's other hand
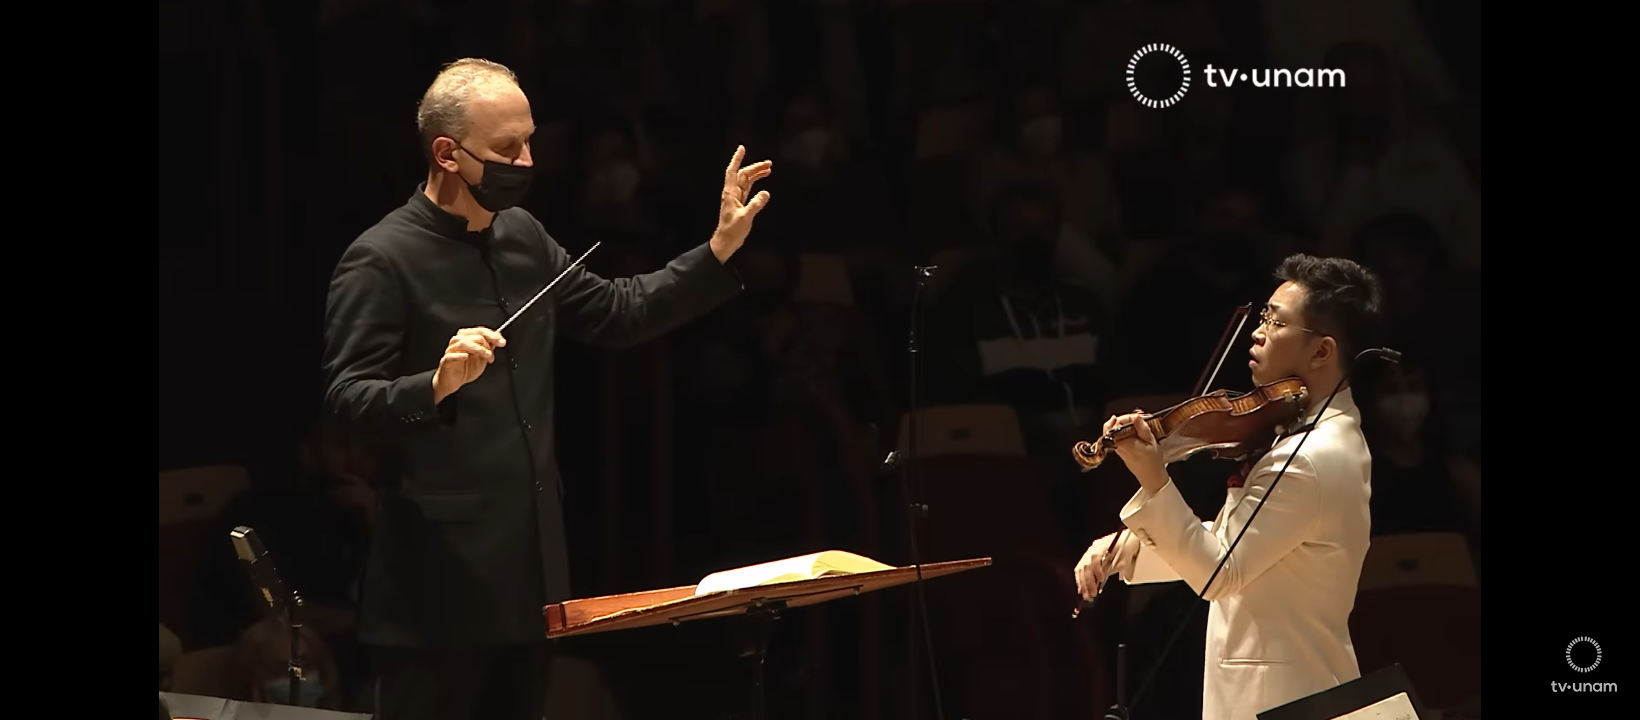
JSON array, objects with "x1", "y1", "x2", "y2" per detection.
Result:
[
  {"x1": 433, "y1": 327, "x2": 506, "y2": 403},
  {"x1": 1074, "y1": 531, "x2": 1122, "y2": 601},
  {"x1": 709, "y1": 145, "x2": 773, "y2": 262}
]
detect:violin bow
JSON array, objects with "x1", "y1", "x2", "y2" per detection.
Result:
[{"x1": 1080, "y1": 304, "x2": 1253, "y2": 613}]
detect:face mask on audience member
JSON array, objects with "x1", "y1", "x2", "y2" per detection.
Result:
[
  {"x1": 261, "y1": 675, "x2": 324, "y2": 708},
  {"x1": 1018, "y1": 115, "x2": 1062, "y2": 157},
  {"x1": 593, "y1": 162, "x2": 641, "y2": 203},
  {"x1": 781, "y1": 128, "x2": 834, "y2": 170},
  {"x1": 1376, "y1": 391, "x2": 1429, "y2": 437}
]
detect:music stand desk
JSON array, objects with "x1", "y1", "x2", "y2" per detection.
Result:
[{"x1": 543, "y1": 558, "x2": 990, "y2": 720}]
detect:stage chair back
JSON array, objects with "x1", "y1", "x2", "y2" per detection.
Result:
[
  {"x1": 896, "y1": 404, "x2": 1026, "y2": 459},
  {"x1": 892, "y1": 407, "x2": 1108, "y2": 717},
  {"x1": 1358, "y1": 531, "x2": 1478, "y2": 591},
  {"x1": 159, "y1": 465, "x2": 250, "y2": 647},
  {"x1": 1351, "y1": 532, "x2": 1482, "y2": 711}
]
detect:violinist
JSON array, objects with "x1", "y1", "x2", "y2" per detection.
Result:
[{"x1": 1074, "y1": 254, "x2": 1385, "y2": 720}]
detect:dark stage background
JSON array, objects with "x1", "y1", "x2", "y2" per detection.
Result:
[{"x1": 158, "y1": 1, "x2": 1502, "y2": 718}]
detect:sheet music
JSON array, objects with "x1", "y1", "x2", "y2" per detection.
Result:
[{"x1": 1332, "y1": 692, "x2": 1420, "y2": 720}]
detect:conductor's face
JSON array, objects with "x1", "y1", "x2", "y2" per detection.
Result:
[{"x1": 433, "y1": 86, "x2": 537, "y2": 212}]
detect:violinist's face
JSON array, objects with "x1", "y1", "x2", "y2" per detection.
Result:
[{"x1": 1249, "y1": 282, "x2": 1334, "y2": 385}]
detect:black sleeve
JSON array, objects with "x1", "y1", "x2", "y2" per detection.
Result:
[
  {"x1": 321, "y1": 240, "x2": 456, "y2": 437},
  {"x1": 536, "y1": 218, "x2": 744, "y2": 349}
]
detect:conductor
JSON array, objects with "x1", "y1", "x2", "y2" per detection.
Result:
[{"x1": 320, "y1": 58, "x2": 772, "y2": 720}]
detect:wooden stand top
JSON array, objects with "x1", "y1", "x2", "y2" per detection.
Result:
[{"x1": 545, "y1": 557, "x2": 991, "y2": 639}]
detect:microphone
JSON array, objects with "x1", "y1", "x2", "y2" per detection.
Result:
[
  {"x1": 1119, "y1": 346, "x2": 1399, "y2": 716},
  {"x1": 230, "y1": 526, "x2": 290, "y2": 615},
  {"x1": 230, "y1": 526, "x2": 306, "y2": 708},
  {"x1": 879, "y1": 450, "x2": 902, "y2": 476}
]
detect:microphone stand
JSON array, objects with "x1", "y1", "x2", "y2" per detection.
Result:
[
  {"x1": 1122, "y1": 348, "x2": 1400, "y2": 716},
  {"x1": 287, "y1": 592, "x2": 304, "y2": 707},
  {"x1": 229, "y1": 526, "x2": 306, "y2": 708},
  {"x1": 1103, "y1": 643, "x2": 1129, "y2": 720},
  {"x1": 900, "y1": 264, "x2": 946, "y2": 720}
]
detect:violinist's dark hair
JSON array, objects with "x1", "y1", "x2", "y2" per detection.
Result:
[{"x1": 1274, "y1": 254, "x2": 1385, "y2": 363}]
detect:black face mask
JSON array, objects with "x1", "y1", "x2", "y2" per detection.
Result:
[{"x1": 457, "y1": 146, "x2": 534, "y2": 212}]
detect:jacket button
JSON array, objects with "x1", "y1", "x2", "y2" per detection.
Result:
[
  {"x1": 523, "y1": 421, "x2": 533, "y2": 431},
  {"x1": 510, "y1": 358, "x2": 519, "y2": 370}
]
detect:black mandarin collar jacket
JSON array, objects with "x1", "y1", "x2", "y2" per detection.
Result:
[{"x1": 322, "y1": 185, "x2": 742, "y2": 647}]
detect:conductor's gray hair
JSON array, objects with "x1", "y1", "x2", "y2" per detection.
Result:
[{"x1": 415, "y1": 58, "x2": 520, "y2": 165}]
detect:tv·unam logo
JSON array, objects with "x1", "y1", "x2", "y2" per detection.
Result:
[
  {"x1": 1124, "y1": 43, "x2": 1346, "y2": 109},
  {"x1": 1552, "y1": 636, "x2": 1618, "y2": 693}
]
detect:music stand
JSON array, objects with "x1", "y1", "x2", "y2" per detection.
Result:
[
  {"x1": 544, "y1": 557, "x2": 990, "y2": 720},
  {"x1": 1257, "y1": 663, "x2": 1430, "y2": 720}
]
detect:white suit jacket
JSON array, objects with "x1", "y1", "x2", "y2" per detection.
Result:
[{"x1": 1110, "y1": 388, "x2": 1372, "y2": 720}]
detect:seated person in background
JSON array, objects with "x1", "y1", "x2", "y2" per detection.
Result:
[
  {"x1": 1356, "y1": 363, "x2": 1471, "y2": 538},
  {"x1": 1348, "y1": 211, "x2": 1480, "y2": 412},
  {"x1": 229, "y1": 615, "x2": 342, "y2": 709},
  {"x1": 193, "y1": 424, "x2": 375, "y2": 659},
  {"x1": 573, "y1": 113, "x2": 664, "y2": 249},
  {"x1": 1283, "y1": 41, "x2": 1480, "y2": 270},
  {"x1": 1116, "y1": 221, "x2": 1269, "y2": 395},
  {"x1": 968, "y1": 80, "x2": 1128, "y2": 305},
  {"x1": 927, "y1": 182, "x2": 1110, "y2": 461}
]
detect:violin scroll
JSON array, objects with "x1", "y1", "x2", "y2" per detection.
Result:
[
  {"x1": 1069, "y1": 378, "x2": 1310, "y2": 473},
  {"x1": 1071, "y1": 415, "x2": 1157, "y2": 471}
]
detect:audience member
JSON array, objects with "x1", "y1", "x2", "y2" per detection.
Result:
[
  {"x1": 1358, "y1": 363, "x2": 1472, "y2": 538},
  {"x1": 1349, "y1": 212, "x2": 1480, "y2": 415},
  {"x1": 969, "y1": 79, "x2": 1128, "y2": 282},
  {"x1": 1116, "y1": 219, "x2": 1269, "y2": 395},
  {"x1": 1284, "y1": 41, "x2": 1481, "y2": 269},
  {"x1": 575, "y1": 114, "x2": 665, "y2": 250},
  {"x1": 926, "y1": 183, "x2": 1109, "y2": 461},
  {"x1": 193, "y1": 425, "x2": 373, "y2": 656}
]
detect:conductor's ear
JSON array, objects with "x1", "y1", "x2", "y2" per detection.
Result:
[{"x1": 431, "y1": 137, "x2": 461, "y2": 174}]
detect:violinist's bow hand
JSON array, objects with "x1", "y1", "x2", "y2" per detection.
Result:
[{"x1": 1074, "y1": 532, "x2": 1121, "y2": 602}]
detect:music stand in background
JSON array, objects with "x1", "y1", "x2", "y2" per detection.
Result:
[
  {"x1": 544, "y1": 557, "x2": 990, "y2": 720},
  {"x1": 1257, "y1": 663, "x2": 1430, "y2": 720}
]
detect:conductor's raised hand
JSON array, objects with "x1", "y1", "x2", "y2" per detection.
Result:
[
  {"x1": 709, "y1": 145, "x2": 773, "y2": 261},
  {"x1": 1105, "y1": 412, "x2": 1165, "y2": 489},
  {"x1": 432, "y1": 327, "x2": 506, "y2": 403}
]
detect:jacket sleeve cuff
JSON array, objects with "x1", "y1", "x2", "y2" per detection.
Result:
[
  {"x1": 395, "y1": 370, "x2": 456, "y2": 427},
  {"x1": 692, "y1": 241, "x2": 746, "y2": 298}
]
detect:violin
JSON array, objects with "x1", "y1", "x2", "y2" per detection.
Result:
[
  {"x1": 1070, "y1": 303, "x2": 1311, "y2": 471},
  {"x1": 1071, "y1": 304, "x2": 1307, "y2": 617},
  {"x1": 1071, "y1": 377, "x2": 1308, "y2": 471}
]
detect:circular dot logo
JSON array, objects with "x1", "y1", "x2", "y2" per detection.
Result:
[
  {"x1": 1566, "y1": 636, "x2": 1602, "y2": 673},
  {"x1": 1125, "y1": 43, "x2": 1191, "y2": 109}
]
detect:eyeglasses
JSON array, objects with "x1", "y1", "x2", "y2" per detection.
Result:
[{"x1": 1258, "y1": 306, "x2": 1322, "y2": 335}]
